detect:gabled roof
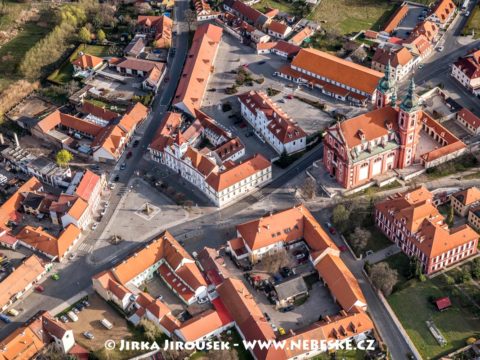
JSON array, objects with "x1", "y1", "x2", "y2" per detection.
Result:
[
  {"x1": 205, "y1": 153, "x2": 271, "y2": 192},
  {"x1": 372, "y1": 46, "x2": 413, "y2": 67},
  {"x1": 149, "y1": 112, "x2": 182, "y2": 151},
  {"x1": 268, "y1": 21, "x2": 289, "y2": 35},
  {"x1": 457, "y1": 108, "x2": 480, "y2": 130},
  {"x1": 80, "y1": 101, "x2": 119, "y2": 121},
  {"x1": 453, "y1": 49, "x2": 480, "y2": 80},
  {"x1": 315, "y1": 253, "x2": 366, "y2": 311},
  {"x1": 430, "y1": 0, "x2": 456, "y2": 24},
  {"x1": 177, "y1": 309, "x2": 232, "y2": 342},
  {"x1": 71, "y1": 54, "x2": 103, "y2": 70},
  {"x1": 452, "y1": 187, "x2": 480, "y2": 206},
  {"x1": 383, "y1": 4, "x2": 408, "y2": 33},
  {"x1": 0, "y1": 255, "x2": 45, "y2": 310},
  {"x1": 115, "y1": 57, "x2": 165, "y2": 74},
  {"x1": 290, "y1": 48, "x2": 383, "y2": 95},
  {"x1": 74, "y1": 170, "x2": 101, "y2": 202},
  {"x1": 173, "y1": 23, "x2": 223, "y2": 115}
]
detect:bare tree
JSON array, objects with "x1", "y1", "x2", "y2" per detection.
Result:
[
  {"x1": 370, "y1": 262, "x2": 398, "y2": 297},
  {"x1": 349, "y1": 227, "x2": 371, "y2": 253},
  {"x1": 184, "y1": 9, "x2": 197, "y2": 32},
  {"x1": 301, "y1": 177, "x2": 317, "y2": 200},
  {"x1": 209, "y1": 348, "x2": 239, "y2": 360},
  {"x1": 258, "y1": 249, "x2": 289, "y2": 273}
]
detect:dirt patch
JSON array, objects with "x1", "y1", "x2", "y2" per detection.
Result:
[{"x1": 66, "y1": 293, "x2": 132, "y2": 351}]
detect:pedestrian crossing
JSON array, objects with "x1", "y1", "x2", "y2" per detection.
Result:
[
  {"x1": 117, "y1": 185, "x2": 129, "y2": 196},
  {"x1": 76, "y1": 242, "x2": 93, "y2": 254}
]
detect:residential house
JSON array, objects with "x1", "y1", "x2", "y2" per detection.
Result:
[
  {"x1": 288, "y1": 27, "x2": 314, "y2": 46},
  {"x1": 114, "y1": 58, "x2": 166, "y2": 92},
  {"x1": 71, "y1": 54, "x2": 104, "y2": 74},
  {"x1": 451, "y1": 49, "x2": 480, "y2": 96},
  {"x1": 450, "y1": 187, "x2": 480, "y2": 217},
  {"x1": 371, "y1": 46, "x2": 415, "y2": 81},
  {"x1": 267, "y1": 21, "x2": 292, "y2": 39},
  {"x1": 382, "y1": 4, "x2": 409, "y2": 34},
  {"x1": 375, "y1": 186, "x2": 478, "y2": 274},
  {"x1": 276, "y1": 48, "x2": 384, "y2": 105},
  {"x1": 194, "y1": 0, "x2": 219, "y2": 21},
  {"x1": 238, "y1": 90, "x2": 306, "y2": 155},
  {"x1": 0, "y1": 311, "x2": 75, "y2": 359},
  {"x1": 136, "y1": 15, "x2": 173, "y2": 49},
  {"x1": 124, "y1": 34, "x2": 147, "y2": 57},
  {"x1": 223, "y1": 0, "x2": 272, "y2": 30},
  {"x1": 427, "y1": 0, "x2": 456, "y2": 29},
  {"x1": 456, "y1": 107, "x2": 480, "y2": 135},
  {"x1": 0, "y1": 255, "x2": 50, "y2": 312}
]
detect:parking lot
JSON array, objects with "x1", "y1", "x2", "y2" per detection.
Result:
[
  {"x1": 393, "y1": 4, "x2": 429, "y2": 39},
  {"x1": 201, "y1": 34, "x2": 335, "y2": 160},
  {"x1": 62, "y1": 293, "x2": 132, "y2": 351}
]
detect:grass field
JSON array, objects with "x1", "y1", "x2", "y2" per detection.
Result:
[
  {"x1": 0, "y1": 0, "x2": 34, "y2": 31},
  {"x1": 48, "y1": 44, "x2": 120, "y2": 85},
  {"x1": 253, "y1": 0, "x2": 295, "y2": 14},
  {"x1": 308, "y1": 0, "x2": 398, "y2": 35},
  {"x1": 0, "y1": 20, "x2": 53, "y2": 92},
  {"x1": 388, "y1": 272, "x2": 480, "y2": 359}
]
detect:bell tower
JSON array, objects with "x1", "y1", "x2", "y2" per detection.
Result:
[
  {"x1": 397, "y1": 78, "x2": 421, "y2": 169},
  {"x1": 374, "y1": 61, "x2": 396, "y2": 109}
]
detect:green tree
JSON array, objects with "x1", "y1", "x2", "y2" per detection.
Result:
[
  {"x1": 461, "y1": 268, "x2": 472, "y2": 283},
  {"x1": 96, "y1": 29, "x2": 106, "y2": 43},
  {"x1": 332, "y1": 204, "x2": 349, "y2": 233},
  {"x1": 79, "y1": 26, "x2": 91, "y2": 43},
  {"x1": 472, "y1": 258, "x2": 480, "y2": 279},
  {"x1": 447, "y1": 205, "x2": 454, "y2": 227},
  {"x1": 138, "y1": 318, "x2": 163, "y2": 342},
  {"x1": 55, "y1": 149, "x2": 73, "y2": 167}
]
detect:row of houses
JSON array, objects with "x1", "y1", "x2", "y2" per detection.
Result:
[
  {"x1": 452, "y1": 49, "x2": 480, "y2": 97},
  {"x1": 0, "y1": 171, "x2": 104, "y2": 262},
  {"x1": 32, "y1": 101, "x2": 148, "y2": 163}
]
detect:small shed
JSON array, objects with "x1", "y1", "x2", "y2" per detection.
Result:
[
  {"x1": 435, "y1": 297, "x2": 452, "y2": 311},
  {"x1": 274, "y1": 275, "x2": 308, "y2": 305}
]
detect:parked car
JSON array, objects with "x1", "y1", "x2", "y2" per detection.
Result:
[
  {"x1": 91, "y1": 222, "x2": 98, "y2": 230},
  {"x1": 7, "y1": 309, "x2": 19, "y2": 317},
  {"x1": 60, "y1": 315, "x2": 68, "y2": 323},
  {"x1": 258, "y1": 61, "x2": 266, "y2": 65},
  {"x1": 120, "y1": 163, "x2": 126, "y2": 170},
  {"x1": 0, "y1": 314, "x2": 12, "y2": 324},
  {"x1": 83, "y1": 331, "x2": 94, "y2": 340},
  {"x1": 51, "y1": 273, "x2": 60, "y2": 281},
  {"x1": 208, "y1": 88, "x2": 216, "y2": 92},
  {"x1": 263, "y1": 312, "x2": 271, "y2": 321},
  {"x1": 103, "y1": 202, "x2": 109, "y2": 209},
  {"x1": 113, "y1": 175, "x2": 120, "y2": 182},
  {"x1": 67, "y1": 311, "x2": 78, "y2": 322},
  {"x1": 109, "y1": 182, "x2": 116, "y2": 190},
  {"x1": 68, "y1": 253, "x2": 76, "y2": 260},
  {"x1": 72, "y1": 307, "x2": 80, "y2": 315},
  {"x1": 339, "y1": 245, "x2": 348, "y2": 252},
  {"x1": 279, "y1": 327, "x2": 286, "y2": 335},
  {"x1": 101, "y1": 318, "x2": 113, "y2": 330},
  {"x1": 82, "y1": 300, "x2": 90, "y2": 307},
  {"x1": 100, "y1": 208, "x2": 106, "y2": 216},
  {"x1": 279, "y1": 305, "x2": 294, "y2": 313},
  {"x1": 437, "y1": 46, "x2": 444, "y2": 52},
  {"x1": 75, "y1": 304, "x2": 85, "y2": 312},
  {"x1": 35, "y1": 285, "x2": 45, "y2": 292},
  {"x1": 133, "y1": 140, "x2": 140, "y2": 148},
  {"x1": 126, "y1": 151, "x2": 133, "y2": 159},
  {"x1": 280, "y1": 267, "x2": 293, "y2": 278}
]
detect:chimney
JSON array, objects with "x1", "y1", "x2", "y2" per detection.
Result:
[{"x1": 13, "y1": 133, "x2": 20, "y2": 149}]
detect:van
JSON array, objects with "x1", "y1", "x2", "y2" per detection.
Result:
[
  {"x1": 101, "y1": 318, "x2": 113, "y2": 330},
  {"x1": 67, "y1": 311, "x2": 78, "y2": 322},
  {"x1": 7, "y1": 309, "x2": 18, "y2": 317}
]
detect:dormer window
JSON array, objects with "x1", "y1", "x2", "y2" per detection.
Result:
[{"x1": 357, "y1": 129, "x2": 366, "y2": 140}]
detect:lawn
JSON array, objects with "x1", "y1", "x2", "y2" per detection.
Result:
[
  {"x1": 308, "y1": 0, "x2": 399, "y2": 35},
  {"x1": 48, "y1": 44, "x2": 121, "y2": 85},
  {"x1": 463, "y1": 4, "x2": 480, "y2": 38},
  {"x1": 388, "y1": 274, "x2": 480, "y2": 359},
  {"x1": 0, "y1": 0, "x2": 35, "y2": 31},
  {"x1": 253, "y1": 0, "x2": 296, "y2": 14},
  {"x1": 347, "y1": 225, "x2": 392, "y2": 257},
  {"x1": 314, "y1": 349, "x2": 366, "y2": 359},
  {"x1": 376, "y1": 251, "x2": 413, "y2": 289},
  {"x1": 0, "y1": 21, "x2": 53, "y2": 92}
]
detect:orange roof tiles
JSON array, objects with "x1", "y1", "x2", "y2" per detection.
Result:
[
  {"x1": 0, "y1": 255, "x2": 45, "y2": 310},
  {"x1": 66, "y1": 197, "x2": 88, "y2": 220},
  {"x1": 137, "y1": 15, "x2": 173, "y2": 49},
  {"x1": 452, "y1": 187, "x2": 480, "y2": 206},
  {"x1": 173, "y1": 23, "x2": 223, "y2": 115},
  {"x1": 315, "y1": 253, "x2": 366, "y2": 311},
  {"x1": 289, "y1": 27, "x2": 313, "y2": 45},
  {"x1": 37, "y1": 110, "x2": 103, "y2": 137},
  {"x1": 372, "y1": 47, "x2": 413, "y2": 67},
  {"x1": 430, "y1": 0, "x2": 456, "y2": 24},
  {"x1": 457, "y1": 108, "x2": 480, "y2": 130},
  {"x1": 0, "y1": 177, "x2": 42, "y2": 227},
  {"x1": 206, "y1": 153, "x2": 271, "y2": 192},
  {"x1": 383, "y1": 4, "x2": 409, "y2": 33},
  {"x1": 81, "y1": 101, "x2": 119, "y2": 121},
  {"x1": 74, "y1": 170, "x2": 100, "y2": 202},
  {"x1": 16, "y1": 224, "x2": 80, "y2": 259},
  {"x1": 290, "y1": 48, "x2": 383, "y2": 95},
  {"x1": 376, "y1": 186, "x2": 479, "y2": 258},
  {"x1": 71, "y1": 54, "x2": 103, "y2": 70},
  {"x1": 411, "y1": 20, "x2": 439, "y2": 42},
  {"x1": 338, "y1": 106, "x2": 399, "y2": 148},
  {"x1": 268, "y1": 21, "x2": 289, "y2": 35},
  {"x1": 149, "y1": 112, "x2": 182, "y2": 151},
  {"x1": 177, "y1": 309, "x2": 231, "y2": 341}
]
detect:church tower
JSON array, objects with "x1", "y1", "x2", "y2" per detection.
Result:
[
  {"x1": 374, "y1": 61, "x2": 396, "y2": 109},
  {"x1": 397, "y1": 78, "x2": 421, "y2": 169}
]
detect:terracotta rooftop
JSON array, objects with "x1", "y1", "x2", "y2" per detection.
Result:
[
  {"x1": 290, "y1": 48, "x2": 383, "y2": 95},
  {"x1": 71, "y1": 54, "x2": 103, "y2": 70},
  {"x1": 430, "y1": 0, "x2": 456, "y2": 24},
  {"x1": 457, "y1": 108, "x2": 480, "y2": 130},
  {"x1": 383, "y1": 4, "x2": 408, "y2": 33}
]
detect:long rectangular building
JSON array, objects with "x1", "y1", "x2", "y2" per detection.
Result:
[{"x1": 276, "y1": 48, "x2": 383, "y2": 105}]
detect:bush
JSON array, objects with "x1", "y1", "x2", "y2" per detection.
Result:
[
  {"x1": 254, "y1": 77, "x2": 265, "y2": 84},
  {"x1": 225, "y1": 86, "x2": 238, "y2": 95},
  {"x1": 266, "y1": 87, "x2": 280, "y2": 97},
  {"x1": 467, "y1": 337, "x2": 477, "y2": 345}
]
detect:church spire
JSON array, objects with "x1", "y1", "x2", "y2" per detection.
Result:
[
  {"x1": 400, "y1": 78, "x2": 419, "y2": 112},
  {"x1": 377, "y1": 60, "x2": 395, "y2": 94}
]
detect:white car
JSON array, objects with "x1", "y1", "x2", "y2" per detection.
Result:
[
  {"x1": 437, "y1": 46, "x2": 444, "y2": 52},
  {"x1": 91, "y1": 222, "x2": 98, "y2": 230},
  {"x1": 100, "y1": 208, "x2": 106, "y2": 216},
  {"x1": 103, "y1": 201, "x2": 109, "y2": 209},
  {"x1": 109, "y1": 183, "x2": 116, "y2": 190}
]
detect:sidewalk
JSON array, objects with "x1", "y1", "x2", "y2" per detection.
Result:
[{"x1": 50, "y1": 288, "x2": 93, "y2": 316}]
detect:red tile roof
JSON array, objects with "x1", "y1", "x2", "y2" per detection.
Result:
[
  {"x1": 74, "y1": 170, "x2": 101, "y2": 202},
  {"x1": 457, "y1": 108, "x2": 480, "y2": 130},
  {"x1": 430, "y1": 0, "x2": 456, "y2": 24},
  {"x1": 383, "y1": 4, "x2": 408, "y2": 33},
  {"x1": 71, "y1": 54, "x2": 103, "y2": 70}
]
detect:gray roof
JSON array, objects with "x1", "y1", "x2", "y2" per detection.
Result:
[{"x1": 274, "y1": 275, "x2": 308, "y2": 300}]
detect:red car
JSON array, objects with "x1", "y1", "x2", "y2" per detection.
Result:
[
  {"x1": 329, "y1": 227, "x2": 336, "y2": 235},
  {"x1": 338, "y1": 245, "x2": 348, "y2": 252},
  {"x1": 126, "y1": 151, "x2": 133, "y2": 159},
  {"x1": 287, "y1": 94, "x2": 293, "y2": 99},
  {"x1": 35, "y1": 285, "x2": 45, "y2": 292}
]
